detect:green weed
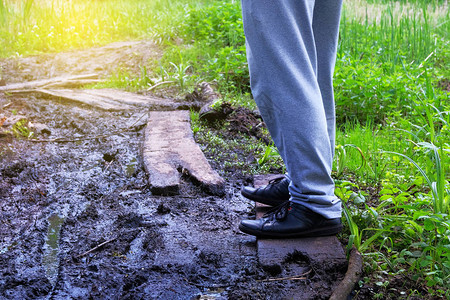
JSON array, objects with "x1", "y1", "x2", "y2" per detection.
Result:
[
  {"x1": 257, "y1": 144, "x2": 279, "y2": 167},
  {"x1": 384, "y1": 143, "x2": 448, "y2": 215},
  {"x1": 12, "y1": 119, "x2": 33, "y2": 139}
]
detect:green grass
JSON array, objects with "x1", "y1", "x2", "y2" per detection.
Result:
[
  {"x1": 336, "y1": 0, "x2": 449, "y2": 123},
  {"x1": 0, "y1": 0, "x2": 202, "y2": 57}
]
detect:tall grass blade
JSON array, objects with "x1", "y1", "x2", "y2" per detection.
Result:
[
  {"x1": 359, "y1": 229, "x2": 386, "y2": 253},
  {"x1": 383, "y1": 148, "x2": 446, "y2": 214},
  {"x1": 23, "y1": 0, "x2": 34, "y2": 25},
  {"x1": 342, "y1": 194, "x2": 361, "y2": 252},
  {"x1": 0, "y1": 0, "x2": 6, "y2": 28},
  {"x1": 431, "y1": 145, "x2": 446, "y2": 214},
  {"x1": 412, "y1": 94, "x2": 437, "y2": 143}
]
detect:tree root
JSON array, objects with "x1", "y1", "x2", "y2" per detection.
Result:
[{"x1": 329, "y1": 246, "x2": 363, "y2": 300}]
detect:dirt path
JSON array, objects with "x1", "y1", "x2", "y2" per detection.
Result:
[
  {"x1": 0, "y1": 41, "x2": 347, "y2": 299},
  {"x1": 0, "y1": 40, "x2": 160, "y2": 83}
]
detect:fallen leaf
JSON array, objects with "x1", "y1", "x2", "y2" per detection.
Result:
[{"x1": 0, "y1": 116, "x2": 7, "y2": 127}]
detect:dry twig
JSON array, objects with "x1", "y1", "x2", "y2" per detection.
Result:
[
  {"x1": 147, "y1": 80, "x2": 175, "y2": 91},
  {"x1": 258, "y1": 269, "x2": 312, "y2": 282},
  {"x1": 77, "y1": 238, "x2": 116, "y2": 258}
]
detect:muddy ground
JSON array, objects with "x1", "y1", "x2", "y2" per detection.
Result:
[{"x1": 0, "y1": 41, "x2": 347, "y2": 299}]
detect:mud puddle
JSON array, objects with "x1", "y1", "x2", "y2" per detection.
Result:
[{"x1": 0, "y1": 41, "x2": 346, "y2": 299}]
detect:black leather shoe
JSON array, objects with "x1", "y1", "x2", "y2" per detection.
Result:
[
  {"x1": 241, "y1": 176, "x2": 290, "y2": 206},
  {"x1": 239, "y1": 202, "x2": 342, "y2": 238}
]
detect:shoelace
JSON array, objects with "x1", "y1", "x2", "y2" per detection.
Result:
[{"x1": 262, "y1": 201, "x2": 291, "y2": 221}]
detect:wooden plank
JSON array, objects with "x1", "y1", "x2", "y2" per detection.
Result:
[
  {"x1": 252, "y1": 174, "x2": 346, "y2": 269},
  {"x1": 142, "y1": 110, "x2": 225, "y2": 195},
  {"x1": 258, "y1": 236, "x2": 346, "y2": 267},
  {"x1": 0, "y1": 74, "x2": 99, "y2": 91},
  {"x1": 8, "y1": 88, "x2": 193, "y2": 111},
  {"x1": 34, "y1": 88, "x2": 134, "y2": 111},
  {"x1": 41, "y1": 79, "x2": 103, "y2": 89},
  {"x1": 80, "y1": 89, "x2": 178, "y2": 108}
]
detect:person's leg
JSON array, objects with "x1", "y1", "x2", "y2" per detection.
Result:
[
  {"x1": 241, "y1": 0, "x2": 342, "y2": 220},
  {"x1": 240, "y1": 0, "x2": 342, "y2": 208},
  {"x1": 313, "y1": 0, "x2": 343, "y2": 156}
]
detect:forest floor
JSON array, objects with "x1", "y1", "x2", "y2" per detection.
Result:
[{"x1": 0, "y1": 41, "x2": 349, "y2": 299}]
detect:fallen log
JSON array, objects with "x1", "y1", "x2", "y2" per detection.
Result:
[{"x1": 198, "y1": 82, "x2": 232, "y2": 121}]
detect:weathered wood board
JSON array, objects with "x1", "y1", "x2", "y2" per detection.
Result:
[
  {"x1": 142, "y1": 110, "x2": 225, "y2": 195},
  {"x1": 0, "y1": 74, "x2": 99, "y2": 91},
  {"x1": 250, "y1": 174, "x2": 346, "y2": 268},
  {"x1": 10, "y1": 88, "x2": 190, "y2": 111}
]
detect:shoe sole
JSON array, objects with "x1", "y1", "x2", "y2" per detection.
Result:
[
  {"x1": 241, "y1": 189, "x2": 289, "y2": 207},
  {"x1": 238, "y1": 223, "x2": 343, "y2": 238}
]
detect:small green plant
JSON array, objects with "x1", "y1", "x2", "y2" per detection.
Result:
[
  {"x1": 384, "y1": 143, "x2": 448, "y2": 215},
  {"x1": 257, "y1": 144, "x2": 279, "y2": 167},
  {"x1": 168, "y1": 61, "x2": 192, "y2": 91},
  {"x1": 334, "y1": 144, "x2": 366, "y2": 179},
  {"x1": 12, "y1": 119, "x2": 33, "y2": 139},
  {"x1": 137, "y1": 65, "x2": 153, "y2": 89},
  {"x1": 190, "y1": 110, "x2": 200, "y2": 135},
  {"x1": 336, "y1": 183, "x2": 385, "y2": 254}
]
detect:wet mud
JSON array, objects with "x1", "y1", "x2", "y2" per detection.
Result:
[{"x1": 0, "y1": 41, "x2": 346, "y2": 299}]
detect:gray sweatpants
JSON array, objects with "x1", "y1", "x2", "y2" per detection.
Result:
[{"x1": 241, "y1": 0, "x2": 343, "y2": 218}]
